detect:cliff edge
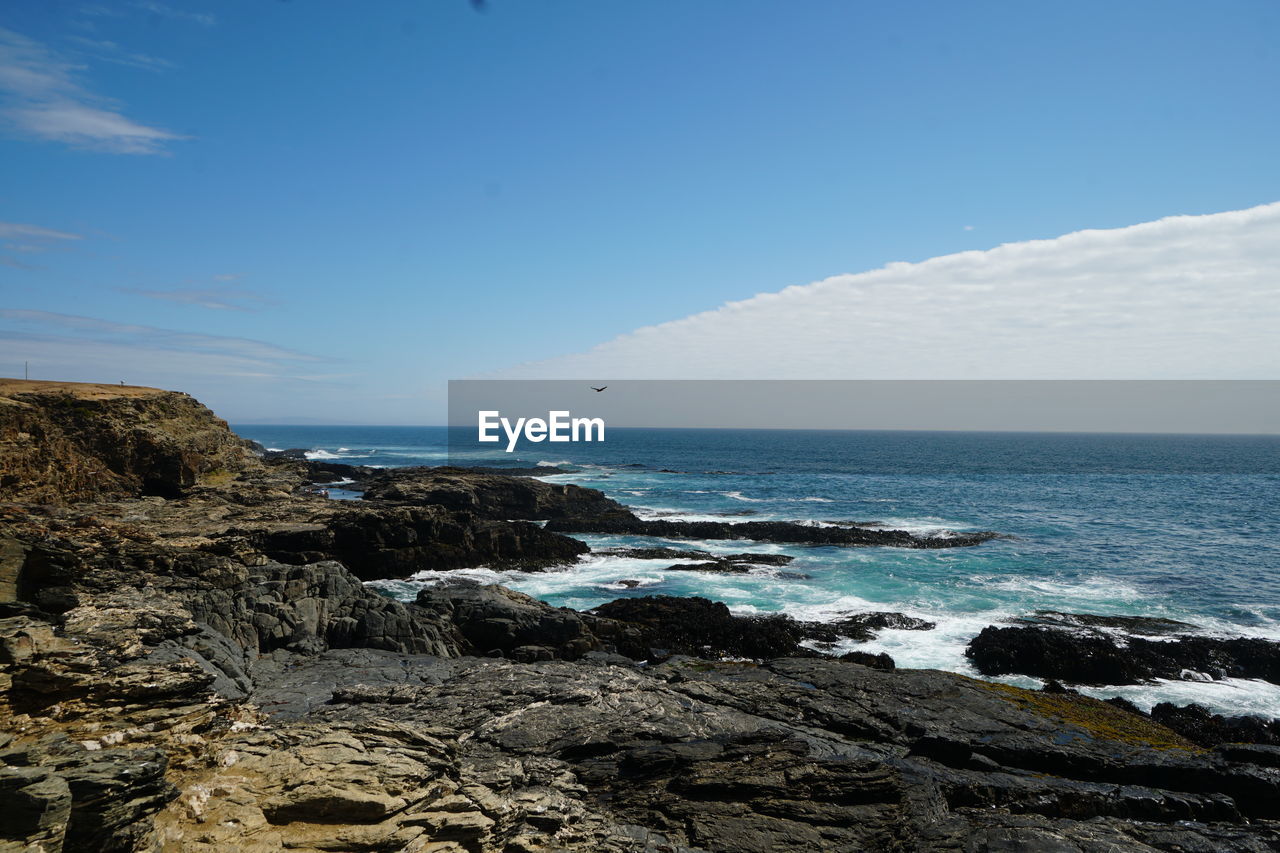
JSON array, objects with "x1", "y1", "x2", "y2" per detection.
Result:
[{"x1": 0, "y1": 380, "x2": 260, "y2": 503}]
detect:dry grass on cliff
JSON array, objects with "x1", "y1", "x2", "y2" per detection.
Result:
[{"x1": 0, "y1": 379, "x2": 167, "y2": 402}]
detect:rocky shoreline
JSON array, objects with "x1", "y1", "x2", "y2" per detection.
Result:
[{"x1": 2, "y1": 380, "x2": 1279, "y2": 851}]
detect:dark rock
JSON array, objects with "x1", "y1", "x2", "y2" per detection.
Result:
[
  {"x1": 56, "y1": 745, "x2": 176, "y2": 852},
  {"x1": 359, "y1": 467, "x2": 630, "y2": 520},
  {"x1": 839, "y1": 650, "x2": 895, "y2": 670},
  {"x1": 7, "y1": 380, "x2": 1280, "y2": 851},
  {"x1": 415, "y1": 584, "x2": 599, "y2": 661},
  {"x1": 262, "y1": 447, "x2": 310, "y2": 461},
  {"x1": 588, "y1": 596, "x2": 811, "y2": 661},
  {"x1": 548, "y1": 516, "x2": 1001, "y2": 548},
  {"x1": 1041, "y1": 679, "x2": 1079, "y2": 695},
  {"x1": 666, "y1": 561, "x2": 757, "y2": 573},
  {"x1": 1020, "y1": 610, "x2": 1199, "y2": 635},
  {"x1": 594, "y1": 546, "x2": 716, "y2": 561},
  {"x1": 966, "y1": 625, "x2": 1280, "y2": 686},
  {"x1": 1150, "y1": 702, "x2": 1280, "y2": 748},
  {"x1": 0, "y1": 765, "x2": 71, "y2": 851},
  {"x1": 182, "y1": 559, "x2": 465, "y2": 664},
  {"x1": 252, "y1": 503, "x2": 590, "y2": 580},
  {"x1": 799, "y1": 611, "x2": 935, "y2": 644},
  {"x1": 1105, "y1": 695, "x2": 1145, "y2": 715}
]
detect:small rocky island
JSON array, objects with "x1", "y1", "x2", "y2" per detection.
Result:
[{"x1": 2, "y1": 380, "x2": 1278, "y2": 852}]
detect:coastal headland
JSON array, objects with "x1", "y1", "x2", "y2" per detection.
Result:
[{"x1": 2, "y1": 380, "x2": 1278, "y2": 852}]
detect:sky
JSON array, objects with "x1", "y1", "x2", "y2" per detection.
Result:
[{"x1": 0, "y1": 0, "x2": 1278, "y2": 423}]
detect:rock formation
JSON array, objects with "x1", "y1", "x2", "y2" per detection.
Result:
[{"x1": 2, "y1": 380, "x2": 1278, "y2": 852}]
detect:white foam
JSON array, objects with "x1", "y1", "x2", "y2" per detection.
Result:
[
  {"x1": 1078, "y1": 678, "x2": 1280, "y2": 719},
  {"x1": 723, "y1": 491, "x2": 764, "y2": 502},
  {"x1": 867, "y1": 516, "x2": 973, "y2": 536},
  {"x1": 970, "y1": 573, "x2": 1145, "y2": 604},
  {"x1": 304, "y1": 448, "x2": 380, "y2": 461},
  {"x1": 537, "y1": 460, "x2": 574, "y2": 467},
  {"x1": 630, "y1": 505, "x2": 759, "y2": 523}
]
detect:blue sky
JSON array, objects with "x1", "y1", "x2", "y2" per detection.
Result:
[{"x1": 1, "y1": 1, "x2": 1277, "y2": 422}]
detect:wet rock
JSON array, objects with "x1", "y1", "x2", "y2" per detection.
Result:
[
  {"x1": 1150, "y1": 702, "x2": 1280, "y2": 748},
  {"x1": 1020, "y1": 610, "x2": 1199, "y2": 635},
  {"x1": 254, "y1": 503, "x2": 590, "y2": 579},
  {"x1": 262, "y1": 447, "x2": 310, "y2": 461},
  {"x1": 800, "y1": 611, "x2": 935, "y2": 645},
  {"x1": 547, "y1": 516, "x2": 1001, "y2": 548},
  {"x1": 839, "y1": 650, "x2": 896, "y2": 670},
  {"x1": 966, "y1": 625, "x2": 1280, "y2": 686},
  {"x1": 588, "y1": 596, "x2": 811, "y2": 661}
]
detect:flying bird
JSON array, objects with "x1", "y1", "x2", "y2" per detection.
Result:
[{"x1": 591, "y1": 386, "x2": 607, "y2": 392}]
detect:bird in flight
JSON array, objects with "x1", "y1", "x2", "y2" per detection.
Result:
[{"x1": 591, "y1": 386, "x2": 607, "y2": 392}]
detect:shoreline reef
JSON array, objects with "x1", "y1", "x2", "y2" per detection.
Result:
[{"x1": 2, "y1": 379, "x2": 1279, "y2": 852}]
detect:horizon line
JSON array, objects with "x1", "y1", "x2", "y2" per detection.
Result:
[{"x1": 231, "y1": 423, "x2": 1280, "y2": 438}]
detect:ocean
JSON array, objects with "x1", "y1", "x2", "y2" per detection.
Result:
[{"x1": 234, "y1": 424, "x2": 1280, "y2": 717}]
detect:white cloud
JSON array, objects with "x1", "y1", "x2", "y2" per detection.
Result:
[
  {"x1": 133, "y1": 2, "x2": 216, "y2": 28},
  {"x1": 66, "y1": 36, "x2": 175, "y2": 72},
  {"x1": 0, "y1": 219, "x2": 83, "y2": 249},
  {"x1": 495, "y1": 202, "x2": 1280, "y2": 380},
  {"x1": 0, "y1": 220, "x2": 83, "y2": 266},
  {"x1": 124, "y1": 286, "x2": 269, "y2": 311},
  {"x1": 0, "y1": 310, "x2": 318, "y2": 366},
  {"x1": 0, "y1": 222, "x2": 83, "y2": 242},
  {"x1": 0, "y1": 27, "x2": 185, "y2": 154}
]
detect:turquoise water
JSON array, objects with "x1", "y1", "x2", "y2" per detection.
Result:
[{"x1": 235, "y1": 425, "x2": 1280, "y2": 716}]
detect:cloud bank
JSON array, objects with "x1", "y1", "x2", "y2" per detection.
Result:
[{"x1": 496, "y1": 203, "x2": 1280, "y2": 380}]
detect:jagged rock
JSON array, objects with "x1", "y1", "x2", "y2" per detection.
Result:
[
  {"x1": 1019, "y1": 610, "x2": 1199, "y2": 635},
  {"x1": 0, "y1": 765, "x2": 71, "y2": 851},
  {"x1": 360, "y1": 467, "x2": 631, "y2": 520},
  {"x1": 0, "y1": 380, "x2": 260, "y2": 503},
  {"x1": 180, "y1": 560, "x2": 465, "y2": 662},
  {"x1": 589, "y1": 596, "x2": 813, "y2": 660},
  {"x1": 598, "y1": 547, "x2": 794, "y2": 565},
  {"x1": 415, "y1": 584, "x2": 600, "y2": 660},
  {"x1": 966, "y1": 625, "x2": 1280, "y2": 686},
  {"x1": 5, "y1": 380, "x2": 1280, "y2": 852},
  {"x1": 839, "y1": 650, "x2": 896, "y2": 670},
  {"x1": 1150, "y1": 702, "x2": 1280, "y2": 748},
  {"x1": 253, "y1": 503, "x2": 589, "y2": 579},
  {"x1": 0, "y1": 736, "x2": 176, "y2": 852},
  {"x1": 547, "y1": 516, "x2": 1001, "y2": 548},
  {"x1": 278, "y1": 656, "x2": 1280, "y2": 849}
]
